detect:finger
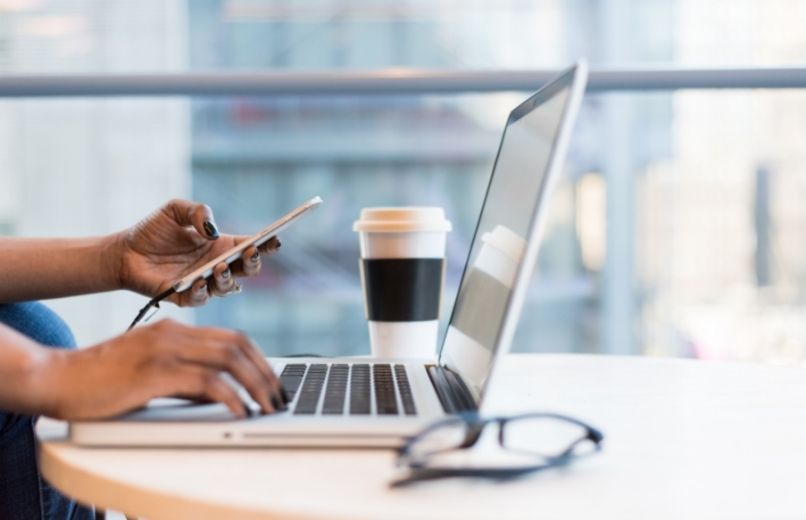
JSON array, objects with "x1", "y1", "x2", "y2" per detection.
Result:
[
  {"x1": 234, "y1": 333, "x2": 284, "y2": 402},
  {"x1": 239, "y1": 246, "x2": 261, "y2": 277},
  {"x1": 257, "y1": 236, "x2": 281, "y2": 255},
  {"x1": 210, "y1": 262, "x2": 236, "y2": 296},
  {"x1": 184, "y1": 326, "x2": 284, "y2": 408},
  {"x1": 176, "y1": 279, "x2": 210, "y2": 308},
  {"x1": 173, "y1": 366, "x2": 247, "y2": 419},
  {"x1": 232, "y1": 335, "x2": 284, "y2": 410},
  {"x1": 165, "y1": 199, "x2": 220, "y2": 240},
  {"x1": 174, "y1": 336, "x2": 275, "y2": 413},
  {"x1": 228, "y1": 237, "x2": 278, "y2": 276},
  {"x1": 202, "y1": 374, "x2": 250, "y2": 419}
]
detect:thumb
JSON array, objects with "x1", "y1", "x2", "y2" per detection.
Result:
[{"x1": 166, "y1": 199, "x2": 220, "y2": 240}]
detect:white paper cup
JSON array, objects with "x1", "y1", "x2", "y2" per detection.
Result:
[{"x1": 354, "y1": 207, "x2": 451, "y2": 358}]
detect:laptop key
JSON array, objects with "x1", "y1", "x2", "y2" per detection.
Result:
[
  {"x1": 279, "y1": 364, "x2": 307, "y2": 401},
  {"x1": 394, "y1": 365, "x2": 417, "y2": 415},
  {"x1": 350, "y1": 364, "x2": 371, "y2": 415},
  {"x1": 373, "y1": 364, "x2": 398, "y2": 415},
  {"x1": 294, "y1": 364, "x2": 327, "y2": 415},
  {"x1": 322, "y1": 364, "x2": 349, "y2": 414}
]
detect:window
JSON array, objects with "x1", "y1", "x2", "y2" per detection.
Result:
[{"x1": 2, "y1": 0, "x2": 805, "y2": 365}]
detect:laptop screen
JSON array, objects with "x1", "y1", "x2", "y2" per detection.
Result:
[{"x1": 439, "y1": 67, "x2": 581, "y2": 400}]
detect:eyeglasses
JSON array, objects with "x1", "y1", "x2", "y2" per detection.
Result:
[{"x1": 392, "y1": 411, "x2": 604, "y2": 487}]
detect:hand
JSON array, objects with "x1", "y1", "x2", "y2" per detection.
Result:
[
  {"x1": 32, "y1": 319, "x2": 288, "y2": 420},
  {"x1": 114, "y1": 199, "x2": 281, "y2": 307}
]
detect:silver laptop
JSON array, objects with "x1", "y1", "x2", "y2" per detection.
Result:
[{"x1": 70, "y1": 62, "x2": 588, "y2": 448}]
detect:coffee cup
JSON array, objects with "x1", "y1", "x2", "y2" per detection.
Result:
[{"x1": 353, "y1": 207, "x2": 452, "y2": 358}]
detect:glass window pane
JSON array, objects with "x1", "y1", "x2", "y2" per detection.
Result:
[
  {"x1": 0, "y1": 1, "x2": 803, "y2": 74},
  {"x1": 0, "y1": 98, "x2": 192, "y2": 343},
  {"x1": 1, "y1": 1, "x2": 806, "y2": 368}
]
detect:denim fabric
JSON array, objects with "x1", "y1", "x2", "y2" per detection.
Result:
[{"x1": 0, "y1": 302, "x2": 93, "y2": 520}]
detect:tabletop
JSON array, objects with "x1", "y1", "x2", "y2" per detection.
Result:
[{"x1": 38, "y1": 354, "x2": 806, "y2": 520}]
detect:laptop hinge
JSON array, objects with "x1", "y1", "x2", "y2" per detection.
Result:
[{"x1": 426, "y1": 365, "x2": 478, "y2": 414}]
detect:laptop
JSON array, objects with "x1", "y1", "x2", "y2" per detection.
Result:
[{"x1": 70, "y1": 61, "x2": 588, "y2": 448}]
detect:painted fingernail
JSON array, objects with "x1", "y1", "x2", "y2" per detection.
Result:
[
  {"x1": 203, "y1": 220, "x2": 220, "y2": 239},
  {"x1": 221, "y1": 268, "x2": 231, "y2": 280},
  {"x1": 272, "y1": 394, "x2": 288, "y2": 412},
  {"x1": 250, "y1": 251, "x2": 260, "y2": 263},
  {"x1": 276, "y1": 239, "x2": 282, "y2": 249}
]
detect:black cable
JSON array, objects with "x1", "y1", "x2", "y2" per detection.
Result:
[{"x1": 127, "y1": 287, "x2": 177, "y2": 331}]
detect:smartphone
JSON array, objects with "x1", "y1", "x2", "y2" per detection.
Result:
[{"x1": 172, "y1": 196, "x2": 323, "y2": 293}]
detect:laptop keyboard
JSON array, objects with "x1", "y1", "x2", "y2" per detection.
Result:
[{"x1": 280, "y1": 363, "x2": 417, "y2": 416}]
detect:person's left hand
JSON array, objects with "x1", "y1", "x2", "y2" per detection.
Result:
[{"x1": 114, "y1": 199, "x2": 281, "y2": 307}]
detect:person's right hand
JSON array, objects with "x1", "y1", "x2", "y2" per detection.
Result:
[{"x1": 33, "y1": 319, "x2": 286, "y2": 420}]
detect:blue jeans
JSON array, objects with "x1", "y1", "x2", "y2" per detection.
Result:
[{"x1": 0, "y1": 302, "x2": 93, "y2": 520}]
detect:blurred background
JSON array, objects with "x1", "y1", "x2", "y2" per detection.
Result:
[{"x1": 1, "y1": 0, "x2": 806, "y2": 365}]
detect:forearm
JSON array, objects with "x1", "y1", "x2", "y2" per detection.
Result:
[
  {"x1": 0, "y1": 324, "x2": 60, "y2": 416},
  {"x1": 0, "y1": 234, "x2": 123, "y2": 302}
]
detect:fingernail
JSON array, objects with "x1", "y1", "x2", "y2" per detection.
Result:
[
  {"x1": 221, "y1": 268, "x2": 231, "y2": 280},
  {"x1": 196, "y1": 283, "x2": 207, "y2": 295},
  {"x1": 276, "y1": 239, "x2": 282, "y2": 249},
  {"x1": 203, "y1": 220, "x2": 220, "y2": 239},
  {"x1": 250, "y1": 251, "x2": 260, "y2": 264},
  {"x1": 280, "y1": 387, "x2": 290, "y2": 404},
  {"x1": 270, "y1": 394, "x2": 284, "y2": 411}
]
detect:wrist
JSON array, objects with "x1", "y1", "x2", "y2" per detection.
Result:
[{"x1": 101, "y1": 231, "x2": 127, "y2": 291}]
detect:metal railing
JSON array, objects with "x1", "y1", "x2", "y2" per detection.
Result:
[{"x1": 0, "y1": 67, "x2": 803, "y2": 97}]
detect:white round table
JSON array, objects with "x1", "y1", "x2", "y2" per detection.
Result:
[{"x1": 38, "y1": 354, "x2": 806, "y2": 519}]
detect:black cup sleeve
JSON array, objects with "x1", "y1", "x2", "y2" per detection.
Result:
[{"x1": 360, "y1": 258, "x2": 444, "y2": 321}]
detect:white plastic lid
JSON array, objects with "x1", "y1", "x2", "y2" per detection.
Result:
[
  {"x1": 353, "y1": 207, "x2": 452, "y2": 233},
  {"x1": 481, "y1": 225, "x2": 526, "y2": 262}
]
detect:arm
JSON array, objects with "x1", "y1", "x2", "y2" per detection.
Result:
[
  {"x1": 0, "y1": 199, "x2": 280, "y2": 305},
  {"x1": 0, "y1": 318, "x2": 288, "y2": 420},
  {"x1": 0, "y1": 236, "x2": 121, "y2": 302},
  {"x1": 0, "y1": 324, "x2": 53, "y2": 416},
  {"x1": 0, "y1": 198, "x2": 286, "y2": 419}
]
